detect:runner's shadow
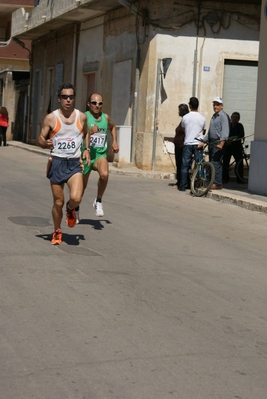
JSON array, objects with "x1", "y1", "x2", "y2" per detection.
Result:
[
  {"x1": 78, "y1": 219, "x2": 112, "y2": 230},
  {"x1": 36, "y1": 233, "x2": 85, "y2": 246}
]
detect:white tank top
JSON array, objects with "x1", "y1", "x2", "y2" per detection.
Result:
[{"x1": 50, "y1": 109, "x2": 83, "y2": 158}]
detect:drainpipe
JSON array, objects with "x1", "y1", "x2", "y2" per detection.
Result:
[
  {"x1": 131, "y1": 47, "x2": 140, "y2": 163},
  {"x1": 151, "y1": 58, "x2": 161, "y2": 170},
  {"x1": 197, "y1": 36, "x2": 206, "y2": 105},
  {"x1": 27, "y1": 43, "x2": 33, "y2": 143},
  {"x1": 71, "y1": 24, "x2": 79, "y2": 86},
  {"x1": 192, "y1": 0, "x2": 201, "y2": 96}
]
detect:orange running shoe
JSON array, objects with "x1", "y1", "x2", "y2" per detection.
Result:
[
  {"x1": 51, "y1": 229, "x2": 63, "y2": 245},
  {"x1": 66, "y1": 201, "x2": 76, "y2": 227}
]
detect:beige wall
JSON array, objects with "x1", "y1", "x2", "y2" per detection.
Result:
[
  {"x1": 29, "y1": 25, "x2": 75, "y2": 142},
  {"x1": 94, "y1": 3, "x2": 260, "y2": 170},
  {"x1": 19, "y1": 1, "x2": 261, "y2": 171}
]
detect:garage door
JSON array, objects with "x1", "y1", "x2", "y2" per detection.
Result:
[{"x1": 222, "y1": 60, "x2": 258, "y2": 147}]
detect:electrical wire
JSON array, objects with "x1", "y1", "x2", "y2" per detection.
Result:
[
  {"x1": 147, "y1": 2, "x2": 260, "y2": 32},
  {"x1": 0, "y1": 38, "x2": 12, "y2": 47}
]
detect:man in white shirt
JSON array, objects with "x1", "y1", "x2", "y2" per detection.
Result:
[{"x1": 179, "y1": 97, "x2": 206, "y2": 191}]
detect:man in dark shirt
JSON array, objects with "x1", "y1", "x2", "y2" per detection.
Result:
[
  {"x1": 223, "y1": 112, "x2": 245, "y2": 183},
  {"x1": 172, "y1": 103, "x2": 189, "y2": 189}
]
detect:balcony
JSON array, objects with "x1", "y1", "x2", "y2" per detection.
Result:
[{"x1": 11, "y1": 0, "x2": 120, "y2": 40}]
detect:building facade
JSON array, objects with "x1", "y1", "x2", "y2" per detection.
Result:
[
  {"x1": 11, "y1": 0, "x2": 260, "y2": 171},
  {"x1": 0, "y1": 0, "x2": 34, "y2": 142}
]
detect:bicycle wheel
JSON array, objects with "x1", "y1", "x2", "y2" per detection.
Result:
[
  {"x1": 189, "y1": 158, "x2": 196, "y2": 180},
  {"x1": 190, "y1": 161, "x2": 215, "y2": 197},
  {"x1": 236, "y1": 156, "x2": 250, "y2": 184}
]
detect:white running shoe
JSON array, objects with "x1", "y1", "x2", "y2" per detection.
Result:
[
  {"x1": 93, "y1": 199, "x2": 104, "y2": 217},
  {"x1": 76, "y1": 210, "x2": 80, "y2": 224}
]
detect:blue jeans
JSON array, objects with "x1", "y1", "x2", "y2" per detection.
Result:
[
  {"x1": 209, "y1": 145, "x2": 223, "y2": 185},
  {"x1": 180, "y1": 145, "x2": 203, "y2": 190}
]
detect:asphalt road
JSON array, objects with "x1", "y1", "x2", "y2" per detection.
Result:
[{"x1": 0, "y1": 146, "x2": 267, "y2": 399}]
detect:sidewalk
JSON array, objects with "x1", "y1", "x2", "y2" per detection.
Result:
[{"x1": 7, "y1": 140, "x2": 267, "y2": 214}]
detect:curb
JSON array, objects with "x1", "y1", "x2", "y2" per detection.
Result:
[
  {"x1": 8, "y1": 141, "x2": 176, "y2": 180},
  {"x1": 7, "y1": 141, "x2": 267, "y2": 214},
  {"x1": 109, "y1": 167, "x2": 175, "y2": 180},
  {"x1": 8, "y1": 141, "x2": 50, "y2": 157},
  {"x1": 207, "y1": 191, "x2": 267, "y2": 214}
]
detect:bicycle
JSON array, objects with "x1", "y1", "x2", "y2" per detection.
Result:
[
  {"x1": 227, "y1": 139, "x2": 250, "y2": 184},
  {"x1": 190, "y1": 142, "x2": 215, "y2": 197}
]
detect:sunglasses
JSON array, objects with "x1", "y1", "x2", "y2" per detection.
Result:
[
  {"x1": 60, "y1": 95, "x2": 75, "y2": 100},
  {"x1": 90, "y1": 101, "x2": 103, "y2": 106}
]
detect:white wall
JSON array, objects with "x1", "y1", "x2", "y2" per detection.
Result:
[
  {"x1": 155, "y1": 34, "x2": 259, "y2": 139},
  {"x1": 249, "y1": 1, "x2": 267, "y2": 195}
]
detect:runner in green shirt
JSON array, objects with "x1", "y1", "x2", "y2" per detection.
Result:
[{"x1": 78, "y1": 92, "x2": 119, "y2": 220}]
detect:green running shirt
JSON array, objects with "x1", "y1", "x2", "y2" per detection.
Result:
[{"x1": 82, "y1": 111, "x2": 108, "y2": 174}]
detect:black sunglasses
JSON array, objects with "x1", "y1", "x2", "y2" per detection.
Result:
[
  {"x1": 60, "y1": 95, "x2": 75, "y2": 100},
  {"x1": 90, "y1": 101, "x2": 103, "y2": 106}
]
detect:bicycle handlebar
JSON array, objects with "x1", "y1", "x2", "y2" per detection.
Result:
[
  {"x1": 194, "y1": 137, "x2": 219, "y2": 144},
  {"x1": 229, "y1": 134, "x2": 254, "y2": 143}
]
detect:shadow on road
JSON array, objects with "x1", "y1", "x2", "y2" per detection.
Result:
[
  {"x1": 78, "y1": 218, "x2": 112, "y2": 230},
  {"x1": 36, "y1": 232, "x2": 85, "y2": 246}
]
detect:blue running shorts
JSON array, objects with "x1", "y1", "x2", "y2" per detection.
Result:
[{"x1": 47, "y1": 156, "x2": 82, "y2": 184}]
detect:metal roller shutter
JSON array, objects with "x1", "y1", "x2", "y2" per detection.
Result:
[{"x1": 222, "y1": 60, "x2": 258, "y2": 147}]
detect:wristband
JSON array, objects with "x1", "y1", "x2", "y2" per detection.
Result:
[{"x1": 85, "y1": 147, "x2": 90, "y2": 152}]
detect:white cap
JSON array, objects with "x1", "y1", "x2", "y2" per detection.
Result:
[{"x1": 213, "y1": 97, "x2": 223, "y2": 104}]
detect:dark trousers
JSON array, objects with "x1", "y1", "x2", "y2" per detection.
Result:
[
  {"x1": 0, "y1": 126, "x2": 7, "y2": 146},
  {"x1": 174, "y1": 145, "x2": 183, "y2": 187},
  {"x1": 223, "y1": 144, "x2": 243, "y2": 183},
  {"x1": 209, "y1": 145, "x2": 224, "y2": 186}
]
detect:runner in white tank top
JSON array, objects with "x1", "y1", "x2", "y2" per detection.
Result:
[
  {"x1": 37, "y1": 83, "x2": 91, "y2": 244},
  {"x1": 50, "y1": 109, "x2": 83, "y2": 158}
]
